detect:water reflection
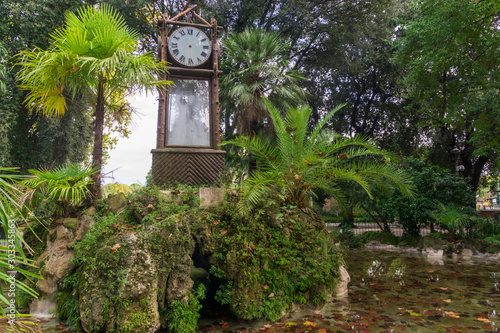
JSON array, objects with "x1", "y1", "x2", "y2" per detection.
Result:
[{"x1": 366, "y1": 257, "x2": 407, "y2": 282}]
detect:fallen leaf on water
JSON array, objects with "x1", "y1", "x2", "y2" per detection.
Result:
[
  {"x1": 285, "y1": 322, "x2": 298, "y2": 326},
  {"x1": 303, "y1": 321, "x2": 317, "y2": 326},
  {"x1": 264, "y1": 324, "x2": 272, "y2": 328},
  {"x1": 409, "y1": 312, "x2": 421, "y2": 317},
  {"x1": 444, "y1": 311, "x2": 460, "y2": 318},
  {"x1": 477, "y1": 317, "x2": 490, "y2": 323},
  {"x1": 443, "y1": 299, "x2": 451, "y2": 303}
]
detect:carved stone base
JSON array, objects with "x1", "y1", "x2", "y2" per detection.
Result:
[{"x1": 151, "y1": 148, "x2": 226, "y2": 187}]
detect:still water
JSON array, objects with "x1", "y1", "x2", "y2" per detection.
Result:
[{"x1": 41, "y1": 249, "x2": 500, "y2": 332}]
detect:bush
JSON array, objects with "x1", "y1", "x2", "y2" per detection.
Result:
[
  {"x1": 377, "y1": 158, "x2": 474, "y2": 238},
  {"x1": 469, "y1": 217, "x2": 500, "y2": 239}
]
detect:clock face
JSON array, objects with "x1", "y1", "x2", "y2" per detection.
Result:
[{"x1": 168, "y1": 27, "x2": 212, "y2": 67}]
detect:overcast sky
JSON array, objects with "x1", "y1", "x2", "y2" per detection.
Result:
[{"x1": 103, "y1": 92, "x2": 158, "y2": 185}]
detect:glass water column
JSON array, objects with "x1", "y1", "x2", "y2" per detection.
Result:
[{"x1": 167, "y1": 78, "x2": 210, "y2": 146}]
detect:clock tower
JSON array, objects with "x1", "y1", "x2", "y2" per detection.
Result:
[{"x1": 152, "y1": 2, "x2": 225, "y2": 186}]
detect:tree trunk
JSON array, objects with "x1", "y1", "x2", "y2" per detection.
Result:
[{"x1": 90, "y1": 75, "x2": 105, "y2": 200}]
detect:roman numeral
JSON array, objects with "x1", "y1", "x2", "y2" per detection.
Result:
[
  {"x1": 201, "y1": 38, "x2": 207, "y2": 42},
  {"x1": 187, "y1": 29, "x2": 193, "y2": 35},
  {"x1": 172, "y1": 36, "x2": 180, "y2": 41},
  {"x1": 196, "y1": 31, "x2": 200, "y2": 37},
  {"x1": 172, "y1": 49, "x2": 179, "y2": 56},
  {"x1": 188, "y1": 58, "x2": 194, "y2": 66},
  {"x1": 197, "y1": 57, "x2": 203, "y2": 64},
  {"x1": 179, "y1": 30, "x2": 186, "y2": 36},
  {"x1": 171, "y1": 43, "x2": 178, "y2": 48},
  {"x1": 179, "y1": 55, "x2": 186, "y2": 63},
  {"x1": 203, "y1": 45, "x2": 210, "y2": 49},
  {"x1": 201, "y1": 51, "x2": 207, "y2": 58}
]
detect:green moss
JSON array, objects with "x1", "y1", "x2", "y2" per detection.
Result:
[
  {"x1": 122, "y1": 312, "x2": 152, "y2": 333},
  {"x1": 63, "y1": 218, "x2": 79, "y2": 232}
]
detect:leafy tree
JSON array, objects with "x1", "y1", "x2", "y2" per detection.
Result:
[
  {"x1": 222, "y1": 100, "x2": 413, "y2": 212},
  {"x1": 394, "y1": 0, "x2": 500, "y2": 191},
  {"x1": 16, "y1": 5, "x2": 170, "y2": 199},
  {"x1": 377, "y1": 157, "x2": 475, "y2": 237},
  {"x1": 221, "y1": 28, "x2": 306, "y2": 138},
  {"x1": 210, "y1": 1, "x2": 413, "y2": 150},
  {"x1": 0, "y1": 0, "x2": 92, "y2": 170}
]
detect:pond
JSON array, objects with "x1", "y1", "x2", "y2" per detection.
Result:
[{"x1": 39, "y1": 248, "x2": 499, "y2": 332}]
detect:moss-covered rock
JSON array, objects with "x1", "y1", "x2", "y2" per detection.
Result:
[
  {"x1": 208, "y1": 199, "x2": 343, "y2": 321},
  {"x1": 63, "y1": 187, "x2": 343, "y2": 332}
]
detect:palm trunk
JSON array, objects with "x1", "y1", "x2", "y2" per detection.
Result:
[{"x1": 90, "y1": 75, "x2": 105, "y2": 200}]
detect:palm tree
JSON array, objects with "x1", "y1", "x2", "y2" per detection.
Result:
[
  {"x1": 16, "y1": 5, "x2": 170, "y2": 199},
  {"x1": 24, "y1": 163, "x2": 98, "y2": 217},
  {"x1": 221, "y1": 28, "x2": 307, "y2": 138},
  {"x1": 222, "y1": 100, "x2": 414, "y2": 212}
]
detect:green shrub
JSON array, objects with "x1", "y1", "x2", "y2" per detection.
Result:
[
  {"x1": 377, "y1": 158, "x2": 474, "y2": 238},
  {"x1": 166, "y1": 284, "x2": 206, "y2": 333},
  {"x1": 24, "y1": 163, "x2": 97, "y2": 217},
  {"x1": 469, "y1": 217, "x2": 500, "y2": 238},
  {"x1": 428, "y1": 203, "x2": 472, "y2": 235},
  {"x1": 484, "y1": 234, "x2": 500, "y2": 246}
]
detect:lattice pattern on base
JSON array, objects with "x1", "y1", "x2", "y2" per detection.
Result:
[{"x1": 152, "y1": 149, "x2": 226, "y2": 186}]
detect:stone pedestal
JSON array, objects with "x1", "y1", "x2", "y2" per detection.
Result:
[{"x1": 151, "y1": 148, "x2": 225, "y2": 186}]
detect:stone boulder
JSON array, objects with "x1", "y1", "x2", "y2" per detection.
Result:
[
  {"x1": 34, "y1": 208, "x2": 95, "y2": 314},
  {"x1": 79, "y1": 219, "x2": 196, "y2": 333}
]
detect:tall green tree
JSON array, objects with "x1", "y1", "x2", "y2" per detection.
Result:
[
  {"x1": 0, "y1": 0, "x2": 92, "y2": 170},
  {"x1": 394, "y1": 0, "x2": 500, "y2": 192},
  {"x1": 209, "y1": 0, "x2": 419, "y2": 157},
  {"x1": 17, "y1": 5, "x2": 169, "y2": 199}
]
